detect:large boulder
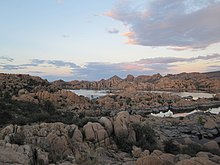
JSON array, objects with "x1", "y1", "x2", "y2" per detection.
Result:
[
  {"x1": 204, "y1": 118, "x2": 217, "y2": 129},
  {"x1": 175, "y1": 157, "x2": 218, "y2": 165},
  {"x1": 204, "y1": 140, "x2": 220, "y2": 151},
  {"x1": 136, "y1": 155, "x2": 163, "y2": 165},
  {"x1": 113, "y1": 111, "x2": 142, "y2": 143},
  {"x1": 83, "y1": 122, "x2": 110, "y2": 146},
  {"x1": 113, "y1": 111, "x2": 130, "y2": 138},
  {"x1": 0, "y1": 143, "x2": 34, "y2": 165},
  {"x1": 0, "y1": 123, "x2": 83, "y2": 162},
  {"x1": 99, "y1": 117, "x2": 113, "y2": 135},
  {"x1": 132, "y1": 146, "x2": 142, "y2": 158},
  {"x1": 196, "y1": 152, "x2": 220, "y2": 164}
]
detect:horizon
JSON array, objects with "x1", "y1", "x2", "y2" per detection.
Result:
[
  {"x1": 1, "y1": 70, "x2": 220, "y2": 83},
  {"x1": 1, "y1": 0, "x2": 220, "y2": 81}
]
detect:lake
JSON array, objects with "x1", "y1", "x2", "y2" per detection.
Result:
[
  {"x1": 70, "y1": 89, "x2": 219, "y2": 117},
  {"x1": 151, "y1": 107, "x2": 220, "y2": 118},
  {"x1": 149, "y1": 91, "x2": 214, "y2": 100},
  {"x1": 70, "y1": 89, "x2": 110, "y2": 99},
  {"x1": 70, "y1": 89, "x2": 215, "y2": 100}
]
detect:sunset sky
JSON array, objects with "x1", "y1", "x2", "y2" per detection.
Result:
[{"x1": 0, "y1": 0, "x2": 220, "y2": 81}]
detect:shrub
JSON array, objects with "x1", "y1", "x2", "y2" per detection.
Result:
[
  {"x1": 3, "y1": 91, "x2": 11, "y2": 101},
  {"x1": 12, "y1": 117, "x2": 29, "y2": 125},
  {"x1": 0, "y1": 111, "x2": 12, "y2": 125},
  {"x1": 43, "y1": 100, "x2": 56, "y2": 114},
  {"x1": 10, "y1": 132, "x2": 25, "y2": 145},
  {"x1": 163, "y1": 139, "x2": 180, "y2": 154},
  {"x1": 133, "y1": 123, "x2": 158, "y2": 151},
  {"x1": 27, "y1": 112, "x2": 50, "y2": 123},
  {"x1": 181, "y1": 143, "x2": 202, "y2": 156},
  {"x1": 114, "y1": 136, "x2": 134, "y2": 152},
  {"x1": 197, "y1": 116, "x2": 204, "y2": 125}
]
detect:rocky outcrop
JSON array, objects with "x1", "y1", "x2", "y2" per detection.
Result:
[
  {"x1": 0, "y1": 141, "x2": 49, "y2": 165},
  {"x1": 136, "y1": 155, "x2": 164, "y2": 165},
  {"x1": 58, "y1": 71, "x2": 220, "y2": 92},
  {"x1": 0, "y1": 122, "x2": 83, "y2": 162},
  {"x1": 83, "y1": 122, "x2": 111, "y2": 147},
  {"x1": 113, "y1": 111, "x2": 142, "y2": 144},
  {"x1": 99, "y1": 117, "x2": 113, "y2": 135},
  {"x1": 136, "y1": 150, "x2": 220, "y2": 165},
  {"x1": 0, "y1": 73, "x2": 60, "y2": 96},
  {"x1": 12, "y1": 89, "x2": 91, "y2": 109},
  {"x1": 204, "y1": 141, "x2": 220, "y2": 151}
]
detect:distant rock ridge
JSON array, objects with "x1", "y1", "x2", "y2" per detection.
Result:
[{"x1": 53, "y1": 71, "x2": 220, "y2": 92}]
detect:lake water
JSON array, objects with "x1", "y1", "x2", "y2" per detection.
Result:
[
  {"x1": 151, "y1": 107, "x2": 220, "y2": 118},
  {"x1": 70, "y1": 89, "x2": 214, "y2": 100},
  {"x1": 149, "y1": 91, "x2": 214, "y2": 100},
  {"x1": 70, "y1": 89, "x2": 219, "y2": 117},
  {"x1": 70, "y1": 89, "x2": 109, "y2": 99}
]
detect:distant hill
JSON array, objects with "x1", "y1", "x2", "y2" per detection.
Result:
[
  {"x1": 49, "y1": 71, "x2": 220, "y2": 93},
  {"x1": 202, "y1": 71, "x2": 220, "y2": 79}
]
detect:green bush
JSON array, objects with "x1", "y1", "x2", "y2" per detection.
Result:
[
  {"x1": 115, "y1": 123, "x2": 158, "y2": 153},
  {"x1": 43, "y1": 100, "x2": 56, "y2": 114},
  {"x1": 3, "y1": 91, "x2": 11, "y2": 101},
  {"x1": 10, "y1": 132, "x2": 25, "y2": 145},
  {"x1": 181, "y1": 143, "x2": 202, "y2": 156},
  {"x1": 27, "y1": 112, "x2": 50, "y2": 123},
  {"x1": 197, "y1": 116, "x2": 204, "y2": 125},
  {"x1": 163, "y1": 139, "x2": 180, "y2": 154},
  {"x1": 133, "y1": 123, "x2": 158, "y2": 151},
  {"x1": 0, "y1": 111, "x2": 12, "y2": 125},
  {"x1": 114, "y1": 136, "x2": 134, "y2": 152}
]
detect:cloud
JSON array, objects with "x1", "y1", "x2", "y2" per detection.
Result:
[
  {"x1": 0, "y1": 59, "x2": 79, "y2": 74},
  {"x1": 138, "y1": 53, "x2": 220, "y2": 64},
  {"x1": 1, "y1": 54, "x2": 219, "y2": 81},
  {"x1": 0, "y1": 56, "x2": 14, "y2": 62},
  {"x1": 31, "y1": 59, "x2": 79, "y2": 69},
  {"x1": 107, "y1": 28, "x2": 119, "y2": 34},
  {"x1": 208, "y1": 65, "x2": 220, "y2": 70},
  {"x1": 106, "y1": 0, "x2": 220, "y2": 49},
  {"x1": 1, "y1": 65, "x2": 26, "y2": 70}
]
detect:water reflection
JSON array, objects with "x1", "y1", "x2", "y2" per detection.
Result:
[
  {"x1": 151, "y1": 107, "x2": 220, "y2": 118},
  {"x1": 70, "y1": 89, "x2": 109, "y2": 99}
]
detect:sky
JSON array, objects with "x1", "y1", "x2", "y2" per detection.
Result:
[{"x1": 0, "y1": 0, "x2": 220, "y2": 81}]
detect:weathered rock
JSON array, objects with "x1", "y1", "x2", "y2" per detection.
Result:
[
  {"x1": 204, "y1": 118, "x2": 217, "y2": 129},
  {"x1": 151, "y1": 150, "x2": 163, "y2": 156},
  {"x1": 175, "y1": 154, "x2": 191, "y2": 162},
  {"x1": 125, "y1": 74, "x2": 135, "y2": 81},
  {"x1": 83, "y1": 122, "x2": 110, "y2": 146},
  {"x1": 204, "y1": 140, "x2": 220, "y2": 151},
  {"x1": 150, "y1": 150, "x2": 175, "y2": 165},
  {"x1": 18, "y1": 89, "x2": 28, "y2": 96},
  {"x1": 132, "y1": 146, "x2": 142, "y2": 158},
  {"x1": 99, "y1": 117, "x2": 113, "y2": 135},
  {"x1": 175, "y1": 157, "x2": 218, "y2": 165},
  {"x1": 136, "y1": 155, "x2": 163, "y2": 165},
  {"x1": 114, "y1": 111, "x2": 130, "y2": 138},
  {"x1": 35, "y1": 148, "x2": 49, "y2": 165},
  {"x1": 0, "y1": 144, "x2": 33, "y2": 165},
  {"x1": 140, "y1": 150, "x2": 150, "y2": 157},
  {"x1": 196, "y1": 152, "x2": 220, "y2": 164},
  {"x1": 65, "y1": 124, "x2": 83, "y2": 143}
]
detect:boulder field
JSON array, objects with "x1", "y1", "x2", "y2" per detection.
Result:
[{"x1": 0, "y1": 111, "x2": 220, "y2": 165}]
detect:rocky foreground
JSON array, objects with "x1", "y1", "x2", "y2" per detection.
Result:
[
  {"x1": 0, "y1": 73, "x2": 220, "y2": 165},
  {"x1": 1, "y1": 111, "x2": 220, "y2": 165}
]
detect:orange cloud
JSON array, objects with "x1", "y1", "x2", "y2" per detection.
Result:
[
  {"x1": 120, "y1": 64, "x2": 144, "y2": 71},
  {"x1": 122, "y1": 31, "x2": 134, "y2": 37},
  {"x1": 122, "y1": 31, "x2": 137, "y2": 45}
]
